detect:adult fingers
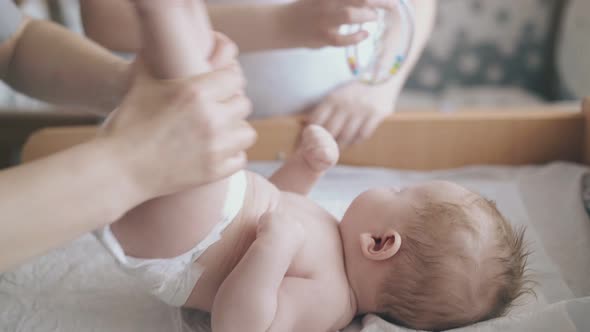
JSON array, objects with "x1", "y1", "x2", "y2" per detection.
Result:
[
  {"x1": 329, "y1": 7, "x2": 379, "y2": 25},
  {"x1": 189, "y1": 65, "x2": 245, "y2": 101},
  {"x1": 358, "y1": 114, "x2": 383, "y2": 142},
  {"x1": 209, "y1": 32, "x2": 239, "y2": 69},
  {"x1": 345, "y1": 0, "x2": 396, "y2": 10},
  {"x1": 337, "y1": 113, "x2": 366, "y2": 148},
  {"x1": 209, "y1": 151, "x2": 248, "y2": 183},
  {"x1": 216, "y1": 94, "x2": 253, "y2": 122},
  {"x1": 325, "y1": 29, "x2": 369, "y2": 47},
  {"x1": 216, "y1": 122, "x2": 258, "y2": 159},
  {"x1": 308, "y1": 103, "x2": 335, "y2": 127},
  {"x1": 323, "y1": 110, "x2": 348, "y2": 141}
]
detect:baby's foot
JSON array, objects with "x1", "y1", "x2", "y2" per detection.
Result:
[{"x1": 295, "y1": 125, "x2": 339, "y2": 172}]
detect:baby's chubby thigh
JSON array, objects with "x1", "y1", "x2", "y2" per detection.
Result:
[
  {"x1": 110, "y1": 177, "x2": 232, "y2": 259},
  {"x1": 93, "y1": 172, "x2": 250, "y2": 308}
]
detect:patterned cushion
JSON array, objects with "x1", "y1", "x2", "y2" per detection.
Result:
[
  {"x1": 406, "y1": 0, "x2": 563, "y2": 99},
  {"x1": 581, "y1": 173, "x2": 590, "y2": 217},
  {"x1": 557, "y1": 0, "x2": 590, "y2": 99}
]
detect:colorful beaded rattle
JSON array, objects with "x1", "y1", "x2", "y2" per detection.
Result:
[{"x1": 344, "y1": 0, "x2": 415, "y2": 84}]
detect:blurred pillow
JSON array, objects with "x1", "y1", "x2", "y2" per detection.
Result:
[
  {"x1": 557, "y1": 0, "x2": 590, "y2": 99},
  {"x1": 406, "y1": 0, "x2": 562, "y2": 99}
]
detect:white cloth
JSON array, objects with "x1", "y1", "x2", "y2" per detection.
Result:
[
  {"x1": 206, "y1": 0, "x2": 353, "y2": 118},
  {"x1": 0, "y1": 0, "x2": 22, "y2": 44},
  {"x1": 2, "y1": 163, "x2": 589, "y2": 332},
  {"x1": 94, "y1": 171, "x2": 247, "y2": 307},
  {"x1": 240, "y1": 48, "x2": 353, "y2": 118}
]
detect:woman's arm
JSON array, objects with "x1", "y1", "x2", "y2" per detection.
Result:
[
  {"x1": 308, "y1": 0, "x2": 437, "y2": 147},
  {"x1": 0, "y1": 139, "x2": 142, "y2": 272},
  {"x1": 80, "y1": 0, "x2": 141, "y2": 52},
  {"x1": 0, "y1": 17, "x2": 130, "y2": 113},
  {"x1": 0, "y1": 62, "x2": 255, "y2": 273},
  {"x1": 0, "y1": 0, "x2": 255, "y2": 273},
  {"x1": 380, "y1": 0, "x2": 438, "y2": 99},
  {"x1": 81, "y1": 0, "x2": 295, "y2": 53},
  {"x1": 81, "y1": 0, "x2": 404, "y2": 53}
]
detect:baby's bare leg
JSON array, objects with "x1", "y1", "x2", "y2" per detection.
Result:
[
  {"x1": 110, "y1": 0, "x2": 229, "y2": 259},
  {"x1": 132, "y1": 0, "x2": 212, "y2": 77},
  {"x1": 269, "y1": 125, "x2": 339, "y2": 195}
]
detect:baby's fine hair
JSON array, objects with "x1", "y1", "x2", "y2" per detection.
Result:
[{"x1": 376, "y1": 196, "x2": 534, "y2": 331}]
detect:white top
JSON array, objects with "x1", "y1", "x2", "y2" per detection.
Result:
[
  {"x1": 240, "y1": 48, "x2": 353, "y2": 118},
  {"x1": 0, "y1": 0, "x2": 22, "y2": 44},
  {"x1": 207, "y1": 0, "x2": 353, "y2": 118}
]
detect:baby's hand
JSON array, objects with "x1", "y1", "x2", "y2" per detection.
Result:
[
  {"x1": 256, "y1": 211, "x2": 305, "y2": 252},
  {"x1": 296, "y1": 125, "x2": 340, "y2": 172},
  {"x1": 286, "y1": 0, "x2": 396, "y2": 48}
]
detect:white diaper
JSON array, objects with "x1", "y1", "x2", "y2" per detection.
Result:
[{"x1": 94, "y1": 171, "x2": 247, "y2": 307}]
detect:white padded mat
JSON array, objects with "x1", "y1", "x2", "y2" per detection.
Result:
[{"x1": 1, "y1": 162, "x2": 589, "y2": 331}]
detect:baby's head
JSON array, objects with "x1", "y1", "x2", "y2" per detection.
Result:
[{"x1": 340, "y1": 181, "x2": 532, "y2": 331}]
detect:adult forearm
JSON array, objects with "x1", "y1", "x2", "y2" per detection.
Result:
[
  {"x1": 81, "y1": 0, "x2": 141, "y2": 52},
  {"x1": 208, "y1": 4, "x2": 295, "y2": 53},
  {"x1": 0, "y1": 138, "x2": 142, "y2": 272},
  {"x1": 82, "y1": 0, "x2": 294, "y2": 54},
  {"x1": 5, "y1": 19, "x2": 130, "y2": 112},
  {"x1": 382, "y1": 0, "x2": 436, "y2": 95}
]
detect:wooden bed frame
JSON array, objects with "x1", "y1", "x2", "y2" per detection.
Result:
[{"x1": 20, "y1": 99, "x2": 590, "y2": 170}]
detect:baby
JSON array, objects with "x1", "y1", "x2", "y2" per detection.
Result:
[
  {"x1": 97, "y1": 1, "x2": 531, "y2": 331},
  {"x1": 97, "y1": 122, "x2": 531, "y2": 331}
]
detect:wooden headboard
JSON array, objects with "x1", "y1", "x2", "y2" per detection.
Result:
[{"x1": 21, "y1": 102, "x2": 589, "y2": 170}]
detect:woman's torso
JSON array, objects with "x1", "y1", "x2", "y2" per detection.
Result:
[{"x1": 207, "y1": 0, "x2": 353, "y2": 118}]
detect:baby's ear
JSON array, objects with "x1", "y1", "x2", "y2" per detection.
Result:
[{"x1": 359, "y1": 229, "x2": 402, "y2": 261}]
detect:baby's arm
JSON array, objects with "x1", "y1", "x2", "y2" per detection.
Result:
[
  {"x1": 211, "y1": 212, "x2": 303, "y2": 331},
  {"x1": 269, "y1": 125, "x2": 339, "y2": 195},
  {"x1": 211, "y1": 212, "x2": 335, "y2": 332}
]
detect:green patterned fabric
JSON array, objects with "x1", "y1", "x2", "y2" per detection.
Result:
[
  {"x1": 557, "y1": 0, "x2": 590, "y2": 99},
  {"x1": 406, "y1": 0, "x2": 564, "y2": 100}
]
